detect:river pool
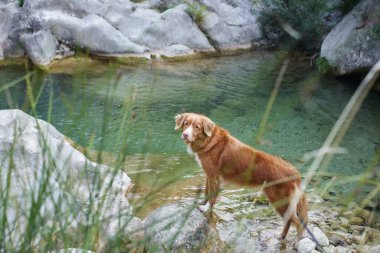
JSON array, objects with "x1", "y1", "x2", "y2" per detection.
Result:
[{"x1": 1, "y1": 52, "x2": 379, "y2": 217}]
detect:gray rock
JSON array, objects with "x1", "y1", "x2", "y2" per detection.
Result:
[
  {"x1": 0, "y1": 1, "x2": 20, "y2": 59},
  {"x1": 349, "y1": 216, "x2": 364, "y2": 225},
  {"x1": 105, "y1": 7, "x2": 160, "y2": 43},
  {"x1": 323, "y1": 245, "x2": 336, "y2": 253},
  {"x1": 2, "y1": 0, "x2": 271, "y2": 62},
  {"x1": 307, "y1": 227, "x2": 329, "y2": 247},
  {"x1": 23, "y1": 0, "x2": 135, "y2": 19},
  {"x1": 335, "y1": 245, "x2": 352, "y2": 253},
  {"x1": 368, "y1": 245, "x2": 380, "y2": 253},
  {"x1": 143, "y1": 202, "x2": 222, "y2": 252},
  {"x1": 320, "y1": 0, "x2": 380, "y2": 75},
  {"x1": 51, "y1": 249, "x2": 95, "y2": 253},
  {"x1": 326, "y1": 231, "x2": 351, "y2": 246},
  {"x1": 297, "y1": 237, "x2": 316, "y2": 253},
  {"x1": 160, "y1": 44, "x2": 195, "y2": 58},
  {"x1": 35, "y1": 12, "x2": 149, "y2": 54},
  {"x1": 199, "y1": 0, "x2": 262, "y2": 50},
  {"x1": 19, "y1": 30, "x2": 57, "y2": 66},
  {"x1": 0, "y1": 109, "x2": 133, "y2": 249},
  {"x1": 145, "y1": 0, "x2": 180, "y2": 11},
  {"x1": 136, "y1": 4, "x2": 214, "y2": 52}
]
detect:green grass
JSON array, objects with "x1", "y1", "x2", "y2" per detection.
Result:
[{"x1": 183, "y1": 0, "x2": 207, "y2": 25}]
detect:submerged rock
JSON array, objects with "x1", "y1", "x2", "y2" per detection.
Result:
[
  {"x1": 0, "y1": 109, "x2": 134, "y2": 250},
  {"x1": 320, "y1": 0, "x2": 380, "y2": 75}
]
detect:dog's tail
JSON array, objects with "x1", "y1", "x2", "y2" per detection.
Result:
[
  {"x1": 282, "y1": 184, "x2": 308, "y2": 239},
  {"x1": 296, "y1": 189, "x2": 308, "y2": 236}
]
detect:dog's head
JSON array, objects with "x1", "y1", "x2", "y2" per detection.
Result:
[{"x1": 174, "y1": 113, "x2": 215, "y2": 143}]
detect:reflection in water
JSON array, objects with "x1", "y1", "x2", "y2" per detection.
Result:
[{"x1": 1, "y1": 52, "x2": 379, "y2": 217}]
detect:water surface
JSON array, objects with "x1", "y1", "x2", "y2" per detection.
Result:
[{"x1": 1, "y1": 52, "x2": 379, "y2": 216}]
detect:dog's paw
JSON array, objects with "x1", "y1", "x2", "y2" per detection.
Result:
[{"x1": 198, "y1": 202, "x2": 211, "y2": 213}]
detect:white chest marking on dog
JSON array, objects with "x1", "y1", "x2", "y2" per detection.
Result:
[
  {"x1": 187, "y1": 144, "x2": 203, "y2": 168},
  {"x1": 186, "y1": 145, "x2": 194, "y2": 155},
  {"x1": 195, "y1": 153, "x2": 202, "y2": 168}
]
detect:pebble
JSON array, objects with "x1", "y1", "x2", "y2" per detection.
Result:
[
  {"x1": 349, "y1": 216, "x2": 364, "y2": 226},
  {"x1": 335, "y1": 245, "x2": 352, "y2": 253},
  {"x1": 297, "y1": 237, "x2": 316, "y2": 253},
  {"x1": 368, "y1": 245, "x2": 380, "y2": 253},
  {"x1": 356, "y1": 209, "x2": 371, "y2": 220},
  {"x1": 309, "y1": 227, "x2": 329, "y2": 247},
  {"x1": 322, "y1": 245, "x2": 336, "y2": 253},
  {"x1": 339, "y1": 217, "x2": 350, "y2": 228},
  {"x1": 326, "y1": 231, "x2": 351, "y2": 246}
]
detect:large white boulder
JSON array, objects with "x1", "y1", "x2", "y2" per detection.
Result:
[{"x1": 0, "y1": 109, "x2": 134, "y2": 249}]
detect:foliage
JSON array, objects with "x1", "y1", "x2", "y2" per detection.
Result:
[
  {"x1": 18, "y1": 0, "x2": 24, "y2": 7},
  {"x1": 184, "y1": 0, "x2": 207, "y2": 25},
  {"x1": 337, "y1": 0, "x2": 361, "y2": 15},
  {"x1": 257, "y1": 0, "x2": 339, "y2": 52},
  {"x1": 316, "y1": 57, "x2": 332, "y2": 74}
]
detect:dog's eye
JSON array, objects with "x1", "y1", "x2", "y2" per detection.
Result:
[
  {"x1": 195, "y1": 125, "x2": 200, "y2": 129},
  {"x1": 184, "y1": 121, "x2": 189, "y2": 126}
]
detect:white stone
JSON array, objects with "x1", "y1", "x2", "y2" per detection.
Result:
[
  {"x1": 0, "y1": 109, "x2": 133, "y2": 249},
  {"x1": 19, "y1": 30, "x2": 57, "y2": 66},
  {"x1": 297, "y1": 237, "x2": 316, "y2": 253},
  {"x1": 308, "y1": 227, "x2": 329, "y2": 247}
]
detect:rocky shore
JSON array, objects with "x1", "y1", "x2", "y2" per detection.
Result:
[
  {"x1": 0, "y1": 0, "x2": 266, "y2": 66},
  {"x1": 0, "y1": 0, "x2": 379, "y2": 75},
  {"x1": 1, "y1": 109, "x2": 379, "y2": 252}
]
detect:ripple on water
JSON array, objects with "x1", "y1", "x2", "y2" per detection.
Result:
[{"x1": 1, "y1": 51, "x2": 379, "y2": 215}]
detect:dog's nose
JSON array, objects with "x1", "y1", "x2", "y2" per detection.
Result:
[{"x1": 182, "y1": 133, "x2": 188, "y2": 140}]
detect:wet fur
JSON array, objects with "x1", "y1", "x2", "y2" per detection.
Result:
[{"x1": 175, "y1": 113, "x2": 308, "y2": 240}]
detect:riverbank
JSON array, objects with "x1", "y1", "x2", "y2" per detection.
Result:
[{"x1": 1, "y1": 0, "x2": 379, "y2": 75}]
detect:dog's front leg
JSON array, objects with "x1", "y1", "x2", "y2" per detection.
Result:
[{"x1": 198, "y1": 177, "x2": 220, "y2": 213}]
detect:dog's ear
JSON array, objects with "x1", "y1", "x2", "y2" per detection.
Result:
[
  {"x1": 203, "y1": 118, "x2": 215, "y2": 137},
  {"x1": 174, "y1": 114, "x2": 187, "y2": 131}
]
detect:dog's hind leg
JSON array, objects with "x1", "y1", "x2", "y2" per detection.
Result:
[{"x1": 281, "y1": 219, "x2": 292, "y2": 239}]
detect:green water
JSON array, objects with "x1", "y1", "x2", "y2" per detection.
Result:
[{"x1": 1, "y1": 52, "x2": 379, "y2": 215}]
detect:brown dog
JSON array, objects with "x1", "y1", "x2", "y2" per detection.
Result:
[{"x1": 175, "y1": 113, "x2": 308, "y2": 240}]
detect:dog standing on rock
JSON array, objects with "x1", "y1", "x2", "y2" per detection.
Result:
[{"x1": 175, "y1": 113, "x2": 308, "y2": 240}]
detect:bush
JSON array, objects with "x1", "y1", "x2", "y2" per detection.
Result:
[
  {"x1": 257, "y1": 0, "x2": 339, "y2": 52},
  {"x1": 184, "y1": 0, "x2": 207, "y2": 25},
  {"x1": 316, "y1": 57, "x2": 331, "y2": 74},
  {"x1": 338, "y1": 0, "x2": 361, "y2": 15}
]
